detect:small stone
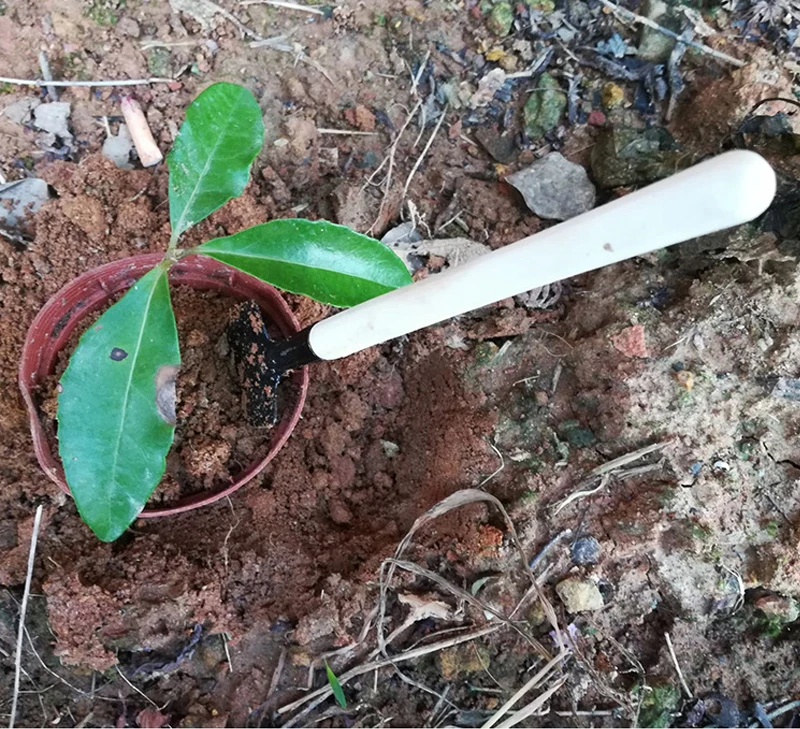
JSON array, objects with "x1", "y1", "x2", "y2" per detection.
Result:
[
  {"x1": 0, "y1": 178, "x2": 50, "y2": 228},
  {"x1": 353, "y1": 105, "x2": 376, "y2": 132},
  {"x1": 770, "y1": 377, "x2": 800, "y2": 401},
  {"x1": 522, "y1": 72, "x2": 566, "y2": 139},
  {"x1": 470, "y1": 68, "x2": 507, "y2": 109},
  {"x1": 590, "y1": 126, "x2": 683, "y2": 189},
  {"x1": 475, "y1": 126, "x2": 517, "y2": 163},
  {"x1": 33, "y1": 102, "x2": 72, "y2": 141},
  {"x1": 118, "y1": 16, "x2": 141, "y2": 37},
  {"x1": 601, "y1": 82, "x2": 625, "y2": 110},
  {"x1": 637, "y1": 0, "x2": 678, "y2": 62},
  {"x1": 675, "y1": 370, "x2": 694, "y2": 391},
  {"x1": 754, "y1": 593, "x2": 799, "y2": 623},
  {"x1": 2, "y1": 98, "x2": 40, "y2": 125},
  {"x1": 571, "y1": 536, "x2": 601, "y2": 566},
  {"x1": 102, "y1": 123, "x2": 134, "y2": 169},
  {"x1": 610, "y1": 325, "x2": 649, "y2": 358},
  {"x1": 328, "y1": 498, "x2": 353, "y2": 526},
  {"x1": 487, "y1": 2, "x2": 514, "y2": 36},
  {"x1": 588, "y1": 109, "x2": 606, "y2": 127},
  {"x1": 381, "y1": 440, "x2": 400, "y2": 458},
  {"x1": 506, "y1": 152, "x2": 595, "y2": 221},
  {"x1": 146, "y1": 47, "x2": 171, "y2": 78},
  {"x1": 556, "y1": 578, "x2": 604, "y2": 613},
  {"x1": 527, "y1": 0, "x2": 556, "y2": 11}
]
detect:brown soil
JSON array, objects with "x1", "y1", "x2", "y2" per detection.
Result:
[
  {"x1": 38, "y1": 286, "x2": 289, "y2": 504},
  {"x1": 2, "y1": 0, "x2": 800, "y2": 727}
]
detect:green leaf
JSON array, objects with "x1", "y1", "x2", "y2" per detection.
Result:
[
  {"x1": 57, "y1": 265, "x2": 180, "y2": 542},
  {"x1": 197, "y1": 219, "x2": 412, "y2": 307},
  {"x1": 168, "y1": 82, "x2": 264, "y2": 240},
  {"x1": 325, "y1": 662, "x2": 347, "y2": 709}
]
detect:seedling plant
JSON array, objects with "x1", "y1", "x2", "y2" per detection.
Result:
[{"x1": 57, "y1": 83, "x2": 411, "y2": 542}]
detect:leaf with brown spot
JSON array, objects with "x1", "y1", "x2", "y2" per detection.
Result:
[{"x1": 58, "y1": 265, "x2": 180, "y2": 542}]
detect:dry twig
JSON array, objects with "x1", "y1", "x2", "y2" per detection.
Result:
[
  {"x1": 664, "y1": 632, "x2": 693, "y2": 698},
  {"x1": 553, "y1": 442, "x2": 668, "y2": 515},
  {"x1": 278, "y1": 625, "x2": 501, "y2": 722},
  {"x1": 482, "y1": 649, "x2": 570, "y2": 729},
  {"x1": 240, "y1": 0, "x2": 324, "y2": 12},
  {"x1": 9, "y1": 505, "x2": 44, "y2": 729},
  {"x1": 598, "y1": 0, "x2": 745, "y2": 67},
  {"x1": 402, "y1": 104, "x2": 449, "y2": 197},
  {"x1": 0, "y1": 76, "x2": 174, "y2": 87}
]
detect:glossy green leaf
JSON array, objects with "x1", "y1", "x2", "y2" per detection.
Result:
[
  {"x1": 57, "y1": 265, "x2": 180, "y2": 542},
  {"x1": 325, "y1": 663, "x2": 347, "y2": 709},
  {"x1": 168, "y1": 82, "x2": 264, "y2": 240},
  {"x1": 197, "y1": 219, "x2": 412, "y2": 307}
]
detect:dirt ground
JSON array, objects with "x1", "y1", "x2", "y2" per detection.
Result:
[{"x1": 1, "y1": 0, "x2": 800, "y2": 726}]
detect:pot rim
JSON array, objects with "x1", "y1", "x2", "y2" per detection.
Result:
[{"x1": 18, "y1": 252, "x2": 309, "y2": 518}]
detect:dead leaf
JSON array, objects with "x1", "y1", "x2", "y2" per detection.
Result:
[{"x1": 136, "y1": 708, "x2": 169, "y2": 729}]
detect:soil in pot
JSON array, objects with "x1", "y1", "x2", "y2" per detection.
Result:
[{"x1": 37, "y1": 285, "x2": 298, "y2": 506}]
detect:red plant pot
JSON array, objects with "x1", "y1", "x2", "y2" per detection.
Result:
[{"x1": 19, "y1": 253, "x2": 309, "y2": 517}]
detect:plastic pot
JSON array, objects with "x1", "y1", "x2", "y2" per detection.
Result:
[{"x1": 19, "y1": 253, "x2": 309, "y2": 517}]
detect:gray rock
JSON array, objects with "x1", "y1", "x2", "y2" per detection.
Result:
[
  {"x1": 507, "y1": 152, "x2": 595, "y2": 221},
  {"x1": 637, "y1": 0, "x2": 678, "y2": 62},
  {"x1": 117, "y1": 16, "x2": 141, "y2": 37},
  {"x1": 771, "y1": 377, "x2": 800, "y2": 401},
  {"x1": 2, "y1": 98, "x2": 40, "y2": 125},
  {"x1": 0, "y1": 179, "x2": 51, "y2": 228},
  {"x1": 571, "y1": 536, "x2": 601, "y2": 565},
  {"x1": 381, "y1": 222, "x2": 422, "y2": 248},
  {"x1": 102, "y1": 124, "x2": 134, "y2": 169},
  {"x1": 32, "y1": 102, "x2": 72, "y2": 141},
  {"x1": 556, "y1": 577, "x2": 604, "y2": 613}
]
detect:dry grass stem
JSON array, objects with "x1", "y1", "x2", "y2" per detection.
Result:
[
  {"x1": 278, "y1": 624, "x2": 500, "y2": 720},
  {"x1": 598, "y1": 0, "x2": 745, "y2": 66},
  {"x1": 378, "y1": 489, "x2": 559, "y2": 659},
  {"x1": 402, "y1": 104, "x2": 449, "y2": 198},
  {"x1": 9, "y1": 505, "x2": 44, "y2": 729},
  {"x1": 240, "y1": 0, "x2": 324, "y2": 12},
  {"x1": 495, "y1": 675, "x2": 569, "y2": 728},
  {"x1": 114, "y1": 666, "x2": 160, "y2": 709},
  {"x1": 553, "y1": 442, "x2": 669, "y2": 514},
  {"x1": 317, "y1": 128, "x2": 380, "y2": 136},
  {"x1": 664, "y1": 632, "x2": 693, "y2": 698},
  {"x1": 0, "y1": 76, "x2": 174, "y2": 87},
  {"x1": 482, "y1": 649, "x2": 571, "y2": 729}
]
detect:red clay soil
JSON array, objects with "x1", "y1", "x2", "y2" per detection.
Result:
[{"x1": 0, "y1": 156, "x2": 495, "y2": 674}]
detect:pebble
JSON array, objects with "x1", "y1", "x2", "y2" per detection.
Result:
[
  {"x1": 506, "y1": 152, "x2": 596, "y2": 221},
  {"x1": 33, "y1": 101, "x2": 73, "y2": 141},
  {"x1": 770, "y1": 377, "x2": 800, "y2": 401},
  {"x1": 487, "y1": 2, "x2": 514, "y2": 36},
  {"x1": 754, "y1": 593, "x2": 799, "y2": 623},
  {"x1": 118, "y1": 16, "x2": 141, "y2": 37},
  {"x1": 102, "y1": 123, "x2": 134, "y2": 169},
  {"x1": 0, "y1": 178, "x2": 50, "y2": 228},
  {"x1": 571, "y1": 536, "x2": 601, "y2": 566},
  {"x1": 3, "y1": 98, "x2": 40, "y2": 125},
  {"x1": 610, "y1": 324, "x2": 649, "y2": 358},
  {"x1": 556, "y1": 577, "x2": 605, "y2": 613},
  {"x1": 522, "y1": 72, "x2": 565, "y2": 139}
]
